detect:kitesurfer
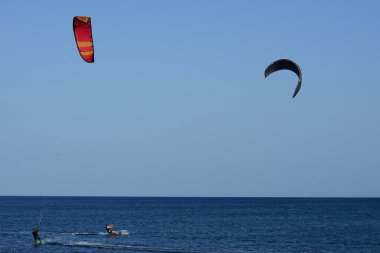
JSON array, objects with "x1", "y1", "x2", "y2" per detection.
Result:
[
  {"x1": 32, "y1": 227, "x2": 41, "y2": 243},
  {"x1": 105, "y1": 224, "x2": 121, "y2": 235}
]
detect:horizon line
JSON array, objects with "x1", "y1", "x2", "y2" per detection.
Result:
[{"x1": 1, "y1": 195, "x2": 379, "y2": 198}]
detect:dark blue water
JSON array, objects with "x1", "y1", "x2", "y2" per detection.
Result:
[{"x1": 1, "y1": 197, "x2": 380, "y2": 252}]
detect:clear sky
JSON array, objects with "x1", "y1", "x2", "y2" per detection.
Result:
[{"x1": 0, "y1": 0, "x2": 379, "y2": 197}]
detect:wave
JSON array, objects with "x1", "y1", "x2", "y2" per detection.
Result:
[
  {"x1": 3, "y1": 230, "x2": 129, "y2": 237},
  {"x1": 118, "y1": 230, "x2": 130, "y2": 235},
  {"x1": 42, "y1": 240, "x2": 197, "y2": 253},
  {"x1": 58, "y1": 232, "x2": 100, "y2": 236},
  {"x1": 49, "y1": 231, "x2": 128, "y2": 236}
]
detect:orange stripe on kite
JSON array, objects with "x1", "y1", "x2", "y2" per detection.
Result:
[
  {"x1": 76, "y1": 16, "x2": 90, "y2": 23},
  {"x1": 73, "y1": 16, "x2": 94, "y2": 63},
  {"x1": 77, "y1": 42, "x2": 93, "y2": 47},
  {"x1": 81, "y1": 51, "x2": 94, "y2": 55}
]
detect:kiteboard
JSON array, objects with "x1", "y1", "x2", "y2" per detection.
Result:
[{"x1": 33, "y1": 241, "x2": 45, "y2": 245}]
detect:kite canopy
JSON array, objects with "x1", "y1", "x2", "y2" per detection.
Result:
[
  {"x1": 264, "y1": 59, "x2": 302, "y2": 98},
  {"x1": 73, "y1": 16, "x2": 94, "y2": 63}
]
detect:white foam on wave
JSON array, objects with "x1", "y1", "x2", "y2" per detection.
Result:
[
  {"x1": 76, "y1": 242, "x2": 192, "y2": 252},
  {"x1": 73, "y1": 240, "x2": 96, "y2": 246},
  {"x1": 61, "y1": 232, "x2": 88, "y2": 235},
  {"x1": 99, "y1": 230, "x2": 129, "y2": 235},
  {"x1": 119, "y1": 230, "x2": 129, "y2": 235},
  {"x1": 42, "y1": 237, "x2": 53, "y2": 243},
  {"x1": 58, "y1": 232, "x2": 101, "y2": 236},
  {"x1": 41, "y1": 230, "x2": 129, "y2": 236},
  {"x1": 68, "y1": 241, "x2": 132, "y2": 249},
  {"x1": 39, "y1": 240, "x2": 193, "y2": 253}
]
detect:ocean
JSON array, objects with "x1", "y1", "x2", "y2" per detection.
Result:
[{"x1": 0, "y1": 197, "x2": 380, "y2": 252}]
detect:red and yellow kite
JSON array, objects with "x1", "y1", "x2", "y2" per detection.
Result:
[{"x1": 73, "y1": 16, "x2": 94, "y2": 63}]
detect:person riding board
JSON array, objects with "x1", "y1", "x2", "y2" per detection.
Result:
[
  {"x1": 32, "y1": 227, "x2": 41, "y2": 243},
  {"x1": 105, "y1": 224, "x2": 121, "y2": 235}
]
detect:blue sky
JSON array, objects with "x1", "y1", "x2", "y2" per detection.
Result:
[{"x1": 0, "y1": 0, "x2": 379, "y2": 196}]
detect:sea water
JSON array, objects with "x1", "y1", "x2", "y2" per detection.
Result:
[{"x1": 1, "y1": 197, "x2": 380, "y2": 252}]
